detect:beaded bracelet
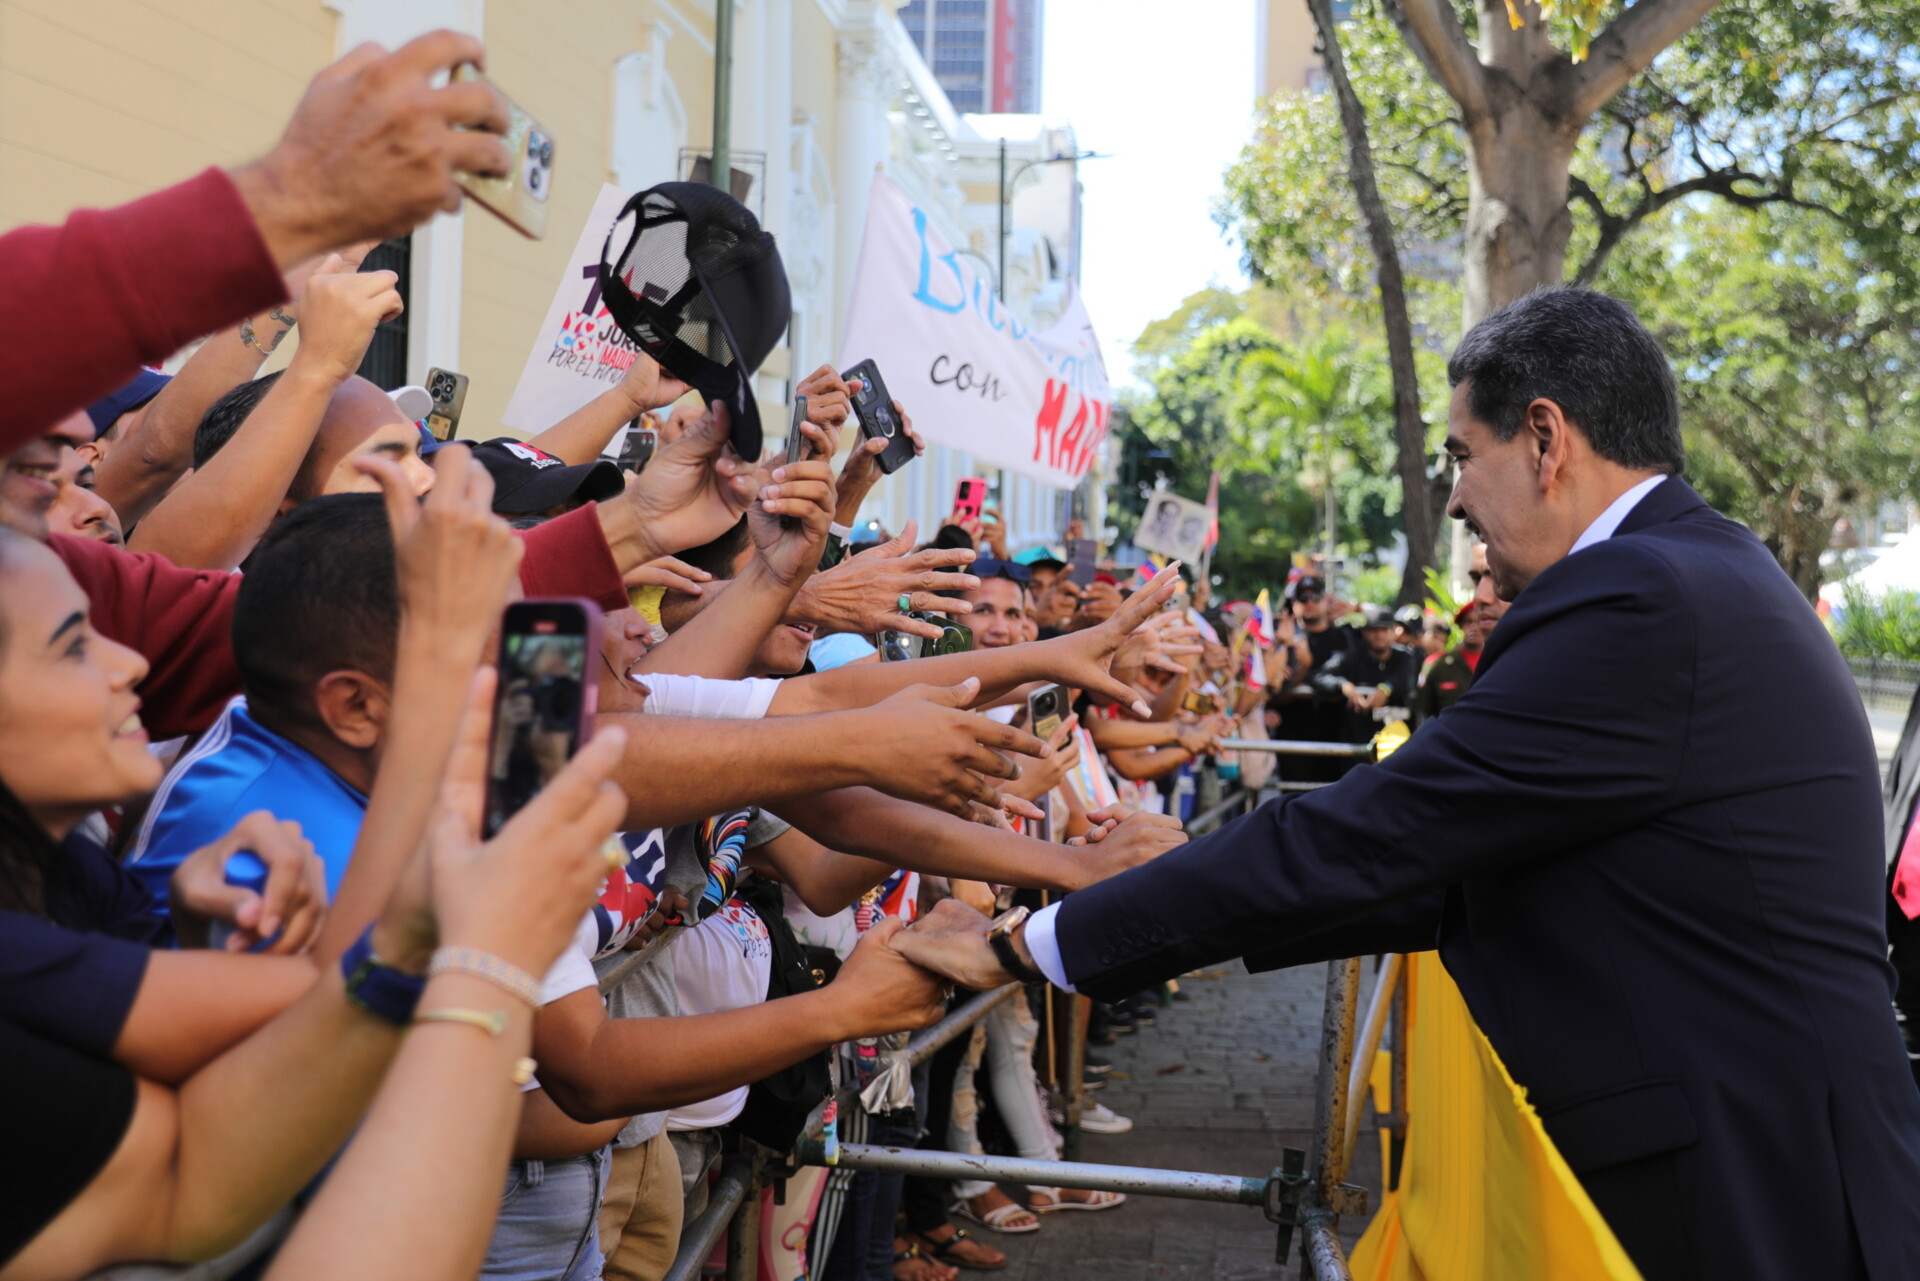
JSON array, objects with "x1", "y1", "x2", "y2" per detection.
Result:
[{"x1": 429, "y1": 947, "x2": 541, "y2": 1008}]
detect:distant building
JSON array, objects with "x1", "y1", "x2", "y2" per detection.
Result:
[
  {"x1": 900, "y1": 0, "x2": 1045, "y2": 113},
  {"x1": 1255, "y1": 0, "x2": 1350, "y2": 98}
]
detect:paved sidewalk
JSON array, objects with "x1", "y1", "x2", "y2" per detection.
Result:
[{"x1": 976, "y1": 962, "x2": 1383, "y2": 1281}]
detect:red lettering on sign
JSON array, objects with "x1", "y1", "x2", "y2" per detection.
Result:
[{"x1": 1033, "y1": 379, "x2": 1068, "y2": 463}]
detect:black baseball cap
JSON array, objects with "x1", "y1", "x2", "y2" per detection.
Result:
[
  {"x1": 598, "y1": 183, "x2": 791, "y2": 463},
  {"x1": 1361, "y1": 604, "x2": 1396, "y2": 630},
  {"x1": 88, "y1": 369, "x2": 171, "y2": 437},
  {"x1": 1289, "y1": 575, "x2": 1327, "y2": 601},
  {"x1": 471, "y1": 438, "x2": 626, "y2": 515}
]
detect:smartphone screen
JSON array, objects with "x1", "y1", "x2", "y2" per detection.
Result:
[{"x1": 485, "y1": 600, "x2": 601, "y2": 837}]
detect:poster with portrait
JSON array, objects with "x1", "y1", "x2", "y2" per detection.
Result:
[{"x1": 1133, "y1": 491, "x2": 1212, "y2": 565}]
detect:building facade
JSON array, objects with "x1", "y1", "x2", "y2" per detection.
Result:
[
  {"x1": 0, "y1": 0, "x2": 1090, "y2": 549},
  {"x1": 897, "y1": 0, "x2": 1043, "y2": 114}
]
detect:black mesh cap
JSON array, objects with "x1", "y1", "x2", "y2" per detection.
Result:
[{"x1": 598, "y1": 183, "x2": 791, "y2": 461}]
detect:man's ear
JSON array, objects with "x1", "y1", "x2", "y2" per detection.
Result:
[
  {"x1": 311, "y1": 670, "x2": 394, "y2": 751},
  {"x1": 1527, "y1": 398, "x2": 1574, "y2": 494}
]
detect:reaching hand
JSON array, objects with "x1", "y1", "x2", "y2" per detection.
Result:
[
  {"x1": 890, "y1": 899, "x2": 1015, "y2": 992},
  {"x1": 849, "y1": 678, "x2": 1050, "y2": 818},
  {"x1": 1065, "y1": 805, "x2": 1188, "y2": 889},
  {"x1": 168, "y1": 812, "x2": 328, "y2": 954},
  {"x1": 825, "y1": 917, "x2": 950, "y2": 1037},
  {"x1": 795, "y1": 365, "x2": 857, "y2": 456},
  {"x1": 426, "y1": 712, "x2": 631, "y2": 977},
  {"x1": 231, "y1": 31, "x2": 515, "y2": 266},
  {"x1": 1026, "y1": 565, "x2": 1185, "y2": 716},
  {"x1": 289, "y1": 256, "x2": 404, "y2": 383},
  {"x1": 357, "y1": 443, "x2": 522, "y2": 670},
  {"x1": 1070, "y1": 579, "x2": 1123, "y2": 629},
  {"x1": 622, "y1": 555, "x2": 713, "y2": 597},
  {"x1": 978, "y1": 507, "x2": 1009, "y2": 561},
  {"x1": 998, "y1": 713, "x2": 1081, "y2": 804},
  {"x1": 613, "y1": 352, "x2": 691, "y2": 417},
  {"x1": 790, "y1": 521, "x2": 980, "y2": 641},
  {"x1": 747, "y1": 457, "x2": 835, "y2": 587},
  {"x1": 623, "y1": 400, "x2": 761, "y2": 560}
]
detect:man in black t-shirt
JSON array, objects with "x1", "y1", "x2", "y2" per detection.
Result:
[
  {"x1": 1269, "y1": 576, "x2": 1356, "y2": 782},
  {"x1": 1312, "y1": 604, "x2": 1418, "y2": 746}
]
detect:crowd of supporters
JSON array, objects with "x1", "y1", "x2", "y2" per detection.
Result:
[{"x1": 0, "y1": 31, "x2": 1507, "y2": 1281}]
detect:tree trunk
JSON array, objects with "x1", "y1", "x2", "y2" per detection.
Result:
[
  {"x1": 1459, "y1": 97, "x2": 1581, "y2": 328},
  {"x1": 1305, "y1": 0, "x2": 1439, "y2": 605}
]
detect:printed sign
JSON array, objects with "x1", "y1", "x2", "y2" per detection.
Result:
[
  {"x1": 500, "y1": 184, "x2": 643, "y2": 433},
  {"x1": 1134, "y1": 491, "x2": 1212, "y2": 565},
  {"x1": 839, "y1": 175, "x2": 1112, "y2": 489}
]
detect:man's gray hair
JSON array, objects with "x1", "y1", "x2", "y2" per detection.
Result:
[{"x1": 1446, "y1": 287, "x2": 1684, "y2": 475}]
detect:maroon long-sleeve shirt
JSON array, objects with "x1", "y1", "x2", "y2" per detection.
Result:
[
  {"x1": 1, "y1": 169, "x2": 285, "y2": 449},
  {"x1": 54, "y1": 502, "x2": 629, "y2": 740}
]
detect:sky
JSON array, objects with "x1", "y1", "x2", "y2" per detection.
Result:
[{"x1": 1041, "y1": 0, "x2": 1256, "y2": 391}]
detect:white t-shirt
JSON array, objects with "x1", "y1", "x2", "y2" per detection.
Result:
[
  {"x1": 524, "y1": 912, "x2": 601, "y2": 1093},
  {"x1": 635, "y1": 673, "x2": 781, "y2": 720},
  {"x1": 664, "y1": 900, "x2": 774, "y2": 1130}
]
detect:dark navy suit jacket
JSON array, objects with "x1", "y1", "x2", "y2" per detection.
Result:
[{"x1": 1054, "y1": 478, "x2": 1920, "y2": 1279}]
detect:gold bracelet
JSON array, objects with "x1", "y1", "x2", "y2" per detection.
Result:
[
  {"x1": 429, "y1": 947, "x2": 542, "y2": 1008},
  {"x1": 413, "y1": 1007, "x2": 509, "y2": 1037}
]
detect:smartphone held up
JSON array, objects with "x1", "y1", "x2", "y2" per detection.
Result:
[
  {"x1": 843, "y1": 358, "x2": 914, "y2": 474},
  {"x1": 485, "y1": 600, "x2": 601, "y2": 837},
  {"x1": 452, "y1": 65, "x2": 555, "y2": 239}
]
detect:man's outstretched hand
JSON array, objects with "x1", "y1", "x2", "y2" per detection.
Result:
[
  {"x1": 890, "y1": 899, "x2": 1018, "y2": 992},
  {"x1": 1065, "y1": 805, "x2": 1188, "y2": 890},
  {"x1": 846, "y1": 678, "x2": 1048, "y2": 817},
  {"x1": 1028, "y1": 563, "x2": 1185, "y2": 716}
]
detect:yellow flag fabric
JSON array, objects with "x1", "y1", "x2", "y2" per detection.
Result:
[{"x1": 1348, "y1": 954, "x2": 1644, "y2": 1281}]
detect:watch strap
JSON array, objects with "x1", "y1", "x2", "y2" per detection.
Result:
[
  {"x1": 341, "y1": 927, "x2": 426, "y2": 1026},
  {"x1": 989, "y1": 925, "x2": 1045, "y2": 985}
]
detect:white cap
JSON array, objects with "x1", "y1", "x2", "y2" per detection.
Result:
[{"x1": 389, "y1": 384, "x2": 433, "y2": 423}]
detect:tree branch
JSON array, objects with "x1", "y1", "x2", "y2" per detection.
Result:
[
  {"x1": 1569, "y1": 0, "x2": 1725, "y2": 120},
  {"x1": 1380, "y1": 0, "x2": 1491, "y2": 124}
]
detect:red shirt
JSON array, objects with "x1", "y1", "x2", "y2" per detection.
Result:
[
  {"x1": 1, "y1": 169, "x2": 284, "y2": 449},
  {"x1": 54, "y1": 501, "x2": 629, "y2": 740}
]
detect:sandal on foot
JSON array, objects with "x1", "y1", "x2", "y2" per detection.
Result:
[
  {"x1": 1029, "y1": 1187, "x2": 1127, "y2": 1214},
  {"x1": 952, "y1": 1195, "x2": 1042, "y2": 1234},
  {"x1": 909, "y1": 1228, "x2": 1007, "y2": 1271},
  {"x1": 893, "y1": 1241, "x2": 960, "y2": 1281}
]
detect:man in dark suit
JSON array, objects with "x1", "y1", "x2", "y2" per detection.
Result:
[{"x1": 897, "y1": 288, "x2": 1920, "y2": 1280}]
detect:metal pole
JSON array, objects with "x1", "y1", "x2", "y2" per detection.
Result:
[
  {"x1": 1312, "y1": 959, "x2": 1362, "y2": 1198},
  {"x1": 1304, "y1": 1217, "x2": 1354, "y2": 1281},
  {"x1": 996, "y1": 138, "x2": 1007, "y2": 297},
  {"x1": 710, "y1": 0, "x2": 734, "y2": 193},
  {"x1": 1216, "y1": 738, "x2": 1373, "y2": 759},
  {"x1": 797, "y1": 1140, "x2": 1272, "y2": 1206},
  {"x1": 661, "y1": 1157, "x2": 753, "y2": 1281},
  {"x1": 905, "y1": 983, "x2": 1020, "y2": 1069},
  {"x1": 1342, "y1": 953, "x2": 1402, "y2": 1168},
  {"x1": 725, "y1": 1165, "x2": 760, "y2": 1281},
  {"x1": 1387, "y1": 963, "x2": 1410, "y2": 1190}
]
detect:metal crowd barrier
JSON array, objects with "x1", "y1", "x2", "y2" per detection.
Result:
[{"x1": 95, "y1": 736, "x2": 1407, "y2": 1281}]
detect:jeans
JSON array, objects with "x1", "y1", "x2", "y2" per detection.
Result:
[
  {"x1": 484, "y1": 1146, "x2": 610, "y2": 1281},
  {"x1": 949, "y1": 989, "x2": 1059, "y2": 1201}
]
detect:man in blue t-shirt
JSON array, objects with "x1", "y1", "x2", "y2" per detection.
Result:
[{"x1": 127, "y1": 497, "x2": 398, "y2": 909}]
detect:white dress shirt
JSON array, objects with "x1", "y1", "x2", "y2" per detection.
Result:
[{"x1": 1021, "y1": 474, "x2": 1670, "y2": 994}]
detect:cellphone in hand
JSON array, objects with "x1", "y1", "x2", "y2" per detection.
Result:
[
  {"x1": 425, "y1": 367, "x2": 469, "y2": 440},
  {"x1": 1027, "y1": 683, "x2": 1065, "y2": 743},
  {"x1": 784, "y1": 394, "x2": 811, "y2": 465},
  {"x1": 617, "y1": 422, "x2": 657, "y2": 473},
  {"x1": 843, "y1": 359, "x2": 913, "y2": 474},
  {"x1": 875, "y1": 611, "x2": 973, "y2": 661},
  {"x1": 1067, "y1": 538, "x2": 1098, "y2": 588},
  {"x1": 953, "y1": 478, "x2": 989, "y2": 526},
  {"x1": 485, "y1": 599, "x2": 601, "y2": 837},
  {"x1": 451, "y1": 66, "x2": 555, "y2": 239}
]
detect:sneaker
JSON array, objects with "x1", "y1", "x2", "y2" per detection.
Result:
[
  {"x1": 1108, "y1": 1011, "x2": 1138, "y2": 1036},
  {"x1": 1132, "y1": 1007, "x2": 1158, "y2": 1028},
  {"x1": 1083, "y1": 1053, "x2": 1113, "y2": 1076},
  {"x1": 1080, "y1": 1074, "x2": 1107, "y2": 1092},
  {"x1": 1078, "y1": 1101, "x2": 1134, "y2": 1134}
]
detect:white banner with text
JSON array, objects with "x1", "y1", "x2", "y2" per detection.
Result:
[{"x1": 838, "y1": 175, "x2": 1112, "y2": 489}]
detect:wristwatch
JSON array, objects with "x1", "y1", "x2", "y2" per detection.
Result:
[
  {"x1": 341, "y1": 927, "x2": 427, "y2": 1026},
  {"x1": 987, "y1": 906, "x2": 1045, "y2": 985}
]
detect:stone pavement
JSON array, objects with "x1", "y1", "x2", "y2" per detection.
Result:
[{"x1": 975, "y1": 962, "x2": 1383, "y2": 1281}]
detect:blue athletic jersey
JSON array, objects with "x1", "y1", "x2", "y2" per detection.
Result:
[{"x1": 126, "y1": 698, "x2": 367, "y2": 912}]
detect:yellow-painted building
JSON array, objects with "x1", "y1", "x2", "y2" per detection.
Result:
[{"x1": 0, "y1": 0, "x2": 1094, "y2": 546}]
